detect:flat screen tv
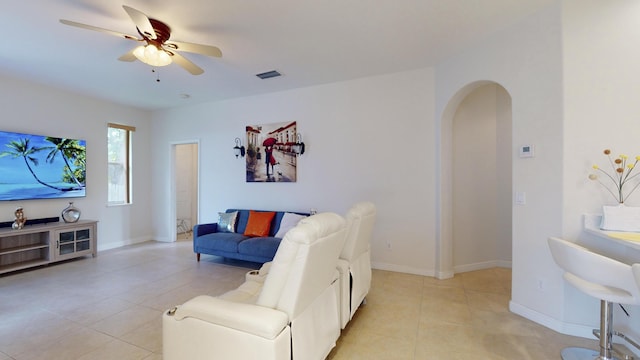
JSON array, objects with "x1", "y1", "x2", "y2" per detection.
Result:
[{"x1": 0, "y1": 130, "x2": 86, "y2": 201}]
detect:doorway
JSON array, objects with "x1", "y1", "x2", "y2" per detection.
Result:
[
  {"x1": 437, "y1": 82, "x2": 512, "y2": 278},
  {"x1": 174, "y1": 142, "x2": 199, "y2": 241}
]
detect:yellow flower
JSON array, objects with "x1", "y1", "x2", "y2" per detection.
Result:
[{"x1": 590, "y1": 148, "x2": 640, "y2": 203}]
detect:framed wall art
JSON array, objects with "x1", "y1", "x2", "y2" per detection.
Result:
[{"x1": 245, "y1": 121, "x2": 298, "y2": 182}]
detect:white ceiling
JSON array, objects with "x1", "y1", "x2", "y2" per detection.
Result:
[{"x1": 0, "y1": 0, "x2": 556, "y2": 110}]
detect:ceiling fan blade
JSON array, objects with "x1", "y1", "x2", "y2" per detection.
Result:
[
  {"x1": 118, "y1": 49, "x2": 137, "y2": 62},
  {"x1": 170, "y1": 52, "x2": 204, "y2": 75},
  {"x1": 123, "y1": 5, "x2": 156, "y2": 40},
  {"x1": 165, "y1": 41, "x2": 222, "y2": 58},
  {"x1": 60, "y1": 19, "x2": 139, "y2": 41}
]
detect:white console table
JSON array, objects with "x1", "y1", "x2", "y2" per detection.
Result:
[{"x1": 0, "y1": 220, "x2": 97, "y2": 275}]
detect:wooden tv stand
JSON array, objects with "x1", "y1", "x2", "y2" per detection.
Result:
[{"x1": 0, "y1": 220, "x2": 97, "y2": 275}]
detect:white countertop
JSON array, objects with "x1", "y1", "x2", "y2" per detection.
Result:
[{"x1": 584, "y1": 214, "x2": 640, "y2": 251}]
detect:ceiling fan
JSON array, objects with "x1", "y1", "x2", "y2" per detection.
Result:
[{"x1": 60, "y1": 5, "x2": 222, "y2": 75}]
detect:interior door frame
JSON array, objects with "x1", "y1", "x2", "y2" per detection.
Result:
[{"x1": 170, "y1": 140, "x2": 200, "y2": 242}]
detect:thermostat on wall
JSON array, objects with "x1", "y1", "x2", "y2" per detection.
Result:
[{"x1": 519, "y1": 145, "x2": 534, "y2": 158}]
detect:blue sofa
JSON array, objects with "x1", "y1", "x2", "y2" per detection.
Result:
[{"x1": 193, "y1": 209, "x2": 309, "y2": 263}]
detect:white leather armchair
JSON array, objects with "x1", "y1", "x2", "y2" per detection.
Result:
[
  {"x1": 336, "y1": 202, "x2": 376, "y2": 329},
  {"x1": 163, "y1": 212, "x2": 347, "y2": 360}
]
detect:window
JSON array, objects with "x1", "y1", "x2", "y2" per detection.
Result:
[{"x1": 107, "y1": 123, "x2": 135, "y2": 205}]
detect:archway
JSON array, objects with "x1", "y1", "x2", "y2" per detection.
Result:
[{"x1": 436, "y1": 81, "x2": 513, "y2": 278}]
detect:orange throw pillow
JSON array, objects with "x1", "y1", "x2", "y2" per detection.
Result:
[{"x1": 244, "y1": 211, "x2": 276, "y2": 237}]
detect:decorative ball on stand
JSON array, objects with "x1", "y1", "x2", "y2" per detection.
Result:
[{"x1": 12, "y1": 207, "x2": 26, "y2": 230}]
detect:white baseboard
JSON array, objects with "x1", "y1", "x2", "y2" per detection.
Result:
[
  {"x1": 97, "y1": 235, "x2": 153, "y2": 252},
  {"x1": 509, "y1": 301, "x2": 595, "y2": 339},
  {"x1": 436, "y1": 269, "x2": 455, "y2": 280},
  {"x1": 495, "y1": 260, "x2": 512, "y2": 268},
  {"x1": 511, "y1": 302, "x2": 640, "y2": 357},
  {"x1": 371, "y1": 260, "x2": 512, "y2": 279},
  {"x1": 453, "y1": 260, "x2": 512, "y2": 273},
  {"x1": 371, "y1": 261, "x2": 434, "y2": 277}
]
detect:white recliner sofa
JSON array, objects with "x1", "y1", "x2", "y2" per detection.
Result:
[
  {"x1": 243, "y1": 202, "x2": 377, "y2": 330},
  {"x1": 162, "y1": 212, "x2": 348, "y2": 360},
  {"x1": 336, "y1": 202, "x2": 376, "y2": 328}
]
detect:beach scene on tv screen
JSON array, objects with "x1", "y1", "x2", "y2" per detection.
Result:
[{"x1": 0, "y1": 130, "x2": 86, "y2": 201}]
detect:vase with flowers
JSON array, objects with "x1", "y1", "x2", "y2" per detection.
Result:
[{"x1": 589, "y1": 149, "x2": 640, "y2": 231}]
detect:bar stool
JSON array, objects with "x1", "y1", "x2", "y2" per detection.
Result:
[{"x1": 548, "y1": 237, "x2": 640, "y2": 360}]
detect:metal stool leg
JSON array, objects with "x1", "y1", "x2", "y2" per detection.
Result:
[
  {"x1": 560, "y1": 300, "x2": 622, "y2": 360},
  {"x1": 600, "y1": 300, "x2": 616, "y2": 360}
]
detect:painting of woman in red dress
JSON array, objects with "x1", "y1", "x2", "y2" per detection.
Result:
[{"x1": 245, "y1": 121, "x2": 298, "y2": 183}]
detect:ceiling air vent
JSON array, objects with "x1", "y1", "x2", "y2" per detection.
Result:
[{"x1": 256, "y1": 70, "x2": 282, "y2": 79}]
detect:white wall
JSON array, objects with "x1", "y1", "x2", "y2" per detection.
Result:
[
  {"x1": 438, "y1": 0, "x2": 640, "y2": 345},
  {"x1": 562, "y1": 0, "x2": 640, "y2": 341},
  {"x1": 452, "y1": 84, "x2": 512, "y2": 272},
  {"x1": 150, "y1": 68, "x2": 437, "y2": 275},
  {"x1": 435, "y1": 2, "x2": 566, "y2": 331},
  {"x1": 496, "y1": 86, "x2": 513, "y2": 263},
  {"x1": 0, "y1": 74, "x2": 153, "y2": 251}
]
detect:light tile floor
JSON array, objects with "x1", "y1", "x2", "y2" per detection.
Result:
[
  {"x1": 0, "y1": 240, "x2": 596, "y2": 359},
  {"x1": 328, "y1": 267, "x2": 598, "y2": 360}
]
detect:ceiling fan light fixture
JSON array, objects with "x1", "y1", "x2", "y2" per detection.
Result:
[
  {"x1": 133, "y1": 44, "x2": 172, "y2": 67},
  {"x1": 60, "y1": 5, "x2": 217, "y2": 75}
]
